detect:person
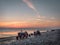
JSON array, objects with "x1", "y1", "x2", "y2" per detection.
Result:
[
  {"x1": 34, "y1": 30, "x2": 41, "y2": 36},
  {"x1": 34, "y1": 31, "x2": 37, "y2": 36},
  {"x1": 16, "y1": 36, "x2": 18, "y2": 40},
  {"x1": 29, "y1": 34, "x2": 31, "y2": 37},
  {"x1": 24, "y1": 31, "x2": 28, "y2": 38},
  {"x1": 36, "y1": 30, "x2": 41, "y2": 36}
]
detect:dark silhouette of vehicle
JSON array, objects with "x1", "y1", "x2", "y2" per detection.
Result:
[
  {"x1": 16, "y1": 31, "x2": 28, "y2": 40},
  {"x1": 16, "y1": 30, "x2": 41, "y2": 40}
]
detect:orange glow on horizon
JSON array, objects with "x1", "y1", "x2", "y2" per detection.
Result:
[{"x1": 0, "y1": 21, "x2": 60, "y2": 28}]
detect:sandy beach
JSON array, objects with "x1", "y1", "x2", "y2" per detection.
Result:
[{"x1": 0, "y1": 29, "x2": 60, "y2": 45}]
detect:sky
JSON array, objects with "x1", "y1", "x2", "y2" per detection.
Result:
[{"x1": 0, "y1": 0, "x2": 60, "y2": 28}]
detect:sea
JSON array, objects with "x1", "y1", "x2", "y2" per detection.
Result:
[{"x1": 0, "y1": 28, "x2": 47, "y2": 38}]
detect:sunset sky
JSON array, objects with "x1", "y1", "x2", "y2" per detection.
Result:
[{"x1": 0, "y1": 0, "x2": 60, "y2": 28}]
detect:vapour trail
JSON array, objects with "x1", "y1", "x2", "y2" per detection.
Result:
[
  {"x1": 22, "y1": 0, "x2": 55, "y2": 20},
  {"x1": 22, "y1": 0, "x2": 40, "y2": 15}
]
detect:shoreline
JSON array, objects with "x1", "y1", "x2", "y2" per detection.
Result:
[
  {"x1": 0, "y1": 36, "x2": 16, "y2": 42},
  {"x1": 0, "y1": 29, "x2": 60, "y2": 45}
]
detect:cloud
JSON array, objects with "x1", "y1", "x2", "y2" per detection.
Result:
[
  {"x1": 23, "y1": 0, "x2": 40, "y2": 14},
  {"x1": 37, "y1": 15, "x2": 46, "y2": 19},
  {"x1": 50, "y1": 17, "x2": 55, "y2": 20},
  {"x1": 22, "y1": 0, "x2": 48, "y2": 21},
  {"x1": 23, "y1": 0, "x2": 36, "y2": 11},
  {"x1": 22, "y1": 0, "x2": 43, "y2": 18}
]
